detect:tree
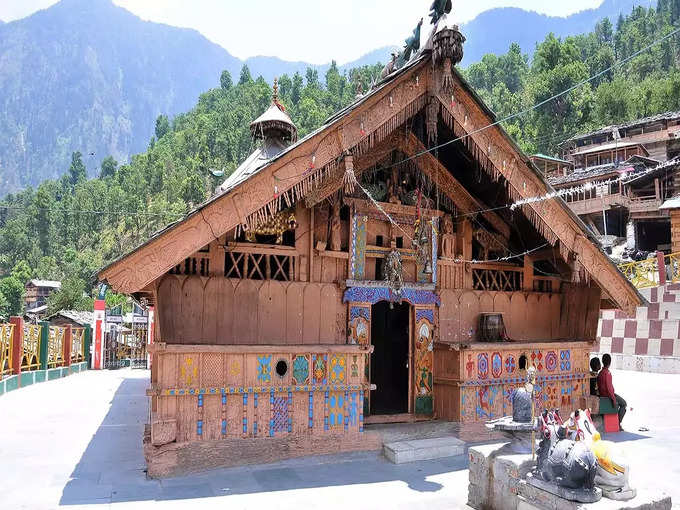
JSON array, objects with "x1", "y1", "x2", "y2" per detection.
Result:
[
  {"x1": 238, "y1": 65, "x2": 253, "y2": 85},
  {"x1": 291, "y1": 72, "x2": 303, "y2": 105},
  {"x1": 11, "y1": 260, "x2": 33, "y2": 283},
  {"x1": 220, "y1": 70, "x2": 233, "y2": 90},
  {"x1": 305, "y1": 68, "x2": 319, "y2": 88},
  {"x1": 0, "y1": 288, "x2": 9, "y2": 320},
  {"x1": 34, "y1": 185, "x2": 55, "y2": 255},
  {"x1": 68, "y1": 151, "x2": 87, "y2": 187},
  {"x1": 100, "y1": 156, "x2": 118, "y2": 179},
  {"x1": 46, "y1": 277, "x2": 93, "y2": 315},
  {"x1": 155, "y1": 114, "x2": 170, "y2": 140},
  {"x1": 595, "y1": 78, "x2": 632, "y2": 125},
  {"x1": 181, "y1": 174, "x2": 206, "y2": 206},
  {"x1": 35, "y1": 256, "x2": 59, "y2": 280},
  {"x1": 0, "y1": 276, "x2": 24, "y2": 316}
]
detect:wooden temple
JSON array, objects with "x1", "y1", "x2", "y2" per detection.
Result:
[{"x1": 97, "y1": 17, "x2": 643, "y2": 477}]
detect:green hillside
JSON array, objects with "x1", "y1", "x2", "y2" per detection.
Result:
[{"x1": 1, "y1": 0, "x2": 680, "y2": 317}]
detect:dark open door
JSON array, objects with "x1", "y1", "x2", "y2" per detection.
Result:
[{"x1": 369, "y1": 301, "x2": 410, "y2": 415}]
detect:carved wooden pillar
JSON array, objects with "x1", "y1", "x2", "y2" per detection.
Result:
[
  {"x1": 523, "y1": 256, "x2": 534, "y2": 292},
  {"x1": 460, "y1": 219, "x2": 473, "y2": 289}
]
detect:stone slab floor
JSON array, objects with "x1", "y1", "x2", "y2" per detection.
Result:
[{"x1": 0, "y1": 367, "x2": 678, "y2": 510}]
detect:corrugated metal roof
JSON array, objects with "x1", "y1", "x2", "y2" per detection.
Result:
[
  {"x1": 548, "y1": 163, "x2": 622, "y2": 186},
  {"x1": 571, "y1": 141, "x2": 644, "y2": 156},
  {"x1": 50, "y1": 310, "x2": 94, "y2": 325},
  {"x1": 27, "y1": 279, "x2": 61, "y2": 288},
  {"x1": 531, "y1": 153, "x2": 572, "y2": 164},
  {"x1": 660, "y1": 195, "x2": 680, "y2": 209},
  {"x1": 567, "y1": 110, "x2": 680, "y2": 143}
]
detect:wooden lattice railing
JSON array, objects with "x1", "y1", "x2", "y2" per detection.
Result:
[
  {"x1": 47, "y1": 326, "x2": 65, "y2": 368},
  {"x1": 472, "y1": 263, "x2": 524, "y2": 292},
  {"x1": 618, "y1": 251, "x2": 680, "y2": 289},
  {"x1": 71, "y1": 327, "x2": 85, "y2": 362},
  {"x1": 169, "y1": 255, "x2": 211, "y2": 276},
  {"x1": 22, "y1": 324, "x2": 41, "y2": 370},
  {"x1": 224, "y1": 246, "x2": 296, "y2": 282},
  {"x1": 1, "y1": 324, "x2": 13, "y2": 377}
]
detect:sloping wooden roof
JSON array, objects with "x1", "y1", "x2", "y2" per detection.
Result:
[{"x1": 98, "y1": 48, "x2": 643, "y2": 315}]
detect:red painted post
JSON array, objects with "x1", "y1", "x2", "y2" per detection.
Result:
[
  {"x1": 63, "y1": 325, "x2": 72, "y2": 367},
  {"x1": 9, "y1": 316, "x2": 23, "y2": 375},
  {"x1": 92, "y1": 299, "x2": 106, "y2": 369},
  {"x1": 657, "y1": 250, "x2": 667, "y2": 286}
]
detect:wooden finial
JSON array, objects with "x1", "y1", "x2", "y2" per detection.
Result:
[{"x1": 272, "y1": 77, "x2": 279, "y2": 102}]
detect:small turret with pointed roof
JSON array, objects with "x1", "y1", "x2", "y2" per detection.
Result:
[{"x1": 250, "y1": 78, "x2": 298, "y2": 144}]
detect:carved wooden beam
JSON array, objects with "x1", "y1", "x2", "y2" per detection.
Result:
[
  {"x1": 432, "y1": 74, "x2": 642, "y2": 314},
  {"x1": 305, "y1": 133, "x2": 400, "y2": 208},
  {"x1": 99, "y1": 62, "x2": 432, "y2": 294},
  {"x1": 400, "y1": 131, "x2": 511, "y2": 240}
]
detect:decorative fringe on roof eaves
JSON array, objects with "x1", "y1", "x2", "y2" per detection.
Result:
[
  {"x1": 350, "y1": 94, "x2": 427, "y2": 159},
  {"x1": 237, "y1": 93, "x2": 428, "y2": 237}
]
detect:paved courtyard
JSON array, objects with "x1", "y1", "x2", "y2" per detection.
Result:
[{"x1": 0, "y1": 367, "x2": 678, "y2": 509}]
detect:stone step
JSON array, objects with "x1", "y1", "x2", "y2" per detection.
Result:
[{"x1": 383, "y1": 436, "x2": 466, "y2": 464}]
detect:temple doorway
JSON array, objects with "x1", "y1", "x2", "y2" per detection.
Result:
[{"x1": 369, "y1": 301, "x2": 410, "y2": 416}]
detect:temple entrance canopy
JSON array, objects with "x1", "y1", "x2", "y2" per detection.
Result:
[{"x1": 96, "y1": 10, "x2": 643, "y2": 476}]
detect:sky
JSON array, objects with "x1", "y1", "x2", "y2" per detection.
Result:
[{"x1": 0, "y1": 0, "x2": 603, "y2": 64}]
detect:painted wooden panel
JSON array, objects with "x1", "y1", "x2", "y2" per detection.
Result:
[
  {"x1": 508, "y1": 293, "x2": 527, "y2": 340},
  {"x1": 158, "y1": 276, "x2": 182, "y2": 343},
  {"x1": 258, "y1": 281, "x2": 287, "y2": 344},
  {"x1": 439, "y1": 289, "x2": 459, "y2": 343},
  {"x1": 536, "y1": 294, "x2": 552, "y2": 341},
  {"x1": 550, "y1": 294, "x2": 562, "y2": 339},
  {"x1": 202, "y1": 278, "x2": 219, "y2": 343},
  {"x1": 233, "y1": 280, "x2": 261, "y2": 344},
  {"x1": 204, "y1": 394, "x2": 222, "y2": 440},
  {"x1": 459, "y1": 291, "x2": 479, "y2": 343},
  {"x1": 286, "y1": 283, "x2": 305, "y2": 344},
  {"x1": 217, "y1": 279, "x2": 235, "y2": 344},
  {"x1": 303, "y1": 284, "x2": 321, "y2": 344},
  {"x1": 478, "y1": 292, "x2": 494, "y2": 313},
  {"x1": 181, "y1": 277, "x2": 204, "y2": 343},
  {"x1": 584, "y1": 286, "x2": 601, "y2": 340},
  {"x1": 319, "y1": 284, "x2": 339, "y2": 344},
  {"x1": 493, "y1": 292, "x2": 511, "y2": 340},
  {"x1": 525, "y1": 294, "x2": 542, "y2": 340}
]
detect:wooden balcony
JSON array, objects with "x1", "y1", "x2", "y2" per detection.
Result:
[
  {"x1": 566, "y1": 192, "x2": 629, "y2": 215},
  {"x1": 628, "y1": 196, "x2": 666, "y2": 216}
]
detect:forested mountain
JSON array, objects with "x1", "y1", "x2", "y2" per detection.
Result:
[
  {"x1": 2, "y1": 0, "x2": 680, "y2": 318},
  {"x1": 0, "y1": 0, "x2": 660, "y2": 194},
  {"x1": 0, "y1": 0, "x2": 393, "y2": 194},
  {"x1": 460, "y1": 0, "x2": 656, "y2": 64},
  {"x1": 465, "y1": 0, "x2": 680, "y2": 155}
]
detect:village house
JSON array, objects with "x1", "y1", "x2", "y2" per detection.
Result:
[
  {"x1": 24, "y1": 279, "x2": 61, "y2": 310},
  {"x1": 543, "y1": 112, "x2": 680, "y2": 253},
  {"x1": 97, "y1": 16, "x2": 642, "y2": 477}
]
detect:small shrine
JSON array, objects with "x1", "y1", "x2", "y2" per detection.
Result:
[{"x1": 97, "y1": 3, "x2": 642, "y2": 478}]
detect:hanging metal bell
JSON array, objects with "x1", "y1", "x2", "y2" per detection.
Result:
[{"x1": 423, "y1": 260, "x2": 433, "y2": 275}]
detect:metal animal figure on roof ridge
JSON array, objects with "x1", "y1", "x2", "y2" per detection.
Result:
[
  {"x1": 429, "y1": 0, "x2": 452, "y2": 25},
  {"x1": 395, "y1": 18, "x2": 423, "y2": 70}
]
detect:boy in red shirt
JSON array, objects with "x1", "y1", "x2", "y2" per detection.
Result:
[{"x1": 597, "y1": 353, "x2": 627, "y2": 429}]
